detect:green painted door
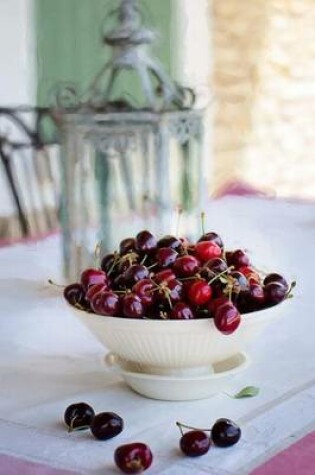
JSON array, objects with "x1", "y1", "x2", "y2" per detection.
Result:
[{"x1": 35, "y1": 0, "x2": 172, "y2": 106}]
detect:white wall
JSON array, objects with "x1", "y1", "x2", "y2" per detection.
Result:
[
  {"x1": 0, "y1": 0, "x2": 35, "y2": 105},
  {"x1": 171, "y1": 0, "x2": 214, "y2": 196},
  {"x1": 0, "y1": 0, "x2": 35, "y2": 217}
]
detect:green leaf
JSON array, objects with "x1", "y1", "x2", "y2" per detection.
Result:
[{"x1": 233, "y1": 386, "x2": 260, "y2": 399}]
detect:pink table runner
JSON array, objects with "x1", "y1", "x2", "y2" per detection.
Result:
[
  {"x1": 0, "y1": 454, "x2": 79, "y2": 475},
  {"x1": 250, "y1": 431, "x2": 315, "y2": 475}
]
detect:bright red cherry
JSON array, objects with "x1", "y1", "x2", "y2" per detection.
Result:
[
  {"x1": 198, "y1": 231, "x2": 224, "y2": 249},
  {"x1": 180, "y1": 430, "x2": 211, "y2": 457},
  {"x1": 188, "y1": 280, "x2": 212, "y2": 305},
  {"x1": 122, "y1": 294, "x2": 144, "y2": 318},
  {"x1": 81, "y1": 268, "x2": 108, "y2": 291},
  {"x1": 114, "y1": 442, "x2": 153, "y2": 474},
  {"x1": 239, "y1": 266, "x2": 260, "y2": 284},
  {"x1": 195, "y1": 241, "x2": 221, "y2": 263},
  {"x1": 171, "y1": 302, "x2": 195, "y2": 320},
  {"x1": 154, "y1": 269, "x2": 176, "y2": 285},
  {"x1": 214, "y1": 302, "x2": 241, "y2": 334},
  {"x1": 173, "y1": 255, "x2": 200, "y2": 277}
]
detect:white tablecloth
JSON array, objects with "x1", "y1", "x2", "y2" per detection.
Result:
[{"x1": 0, "y1": 197, "x2": 314, "y2": 474}]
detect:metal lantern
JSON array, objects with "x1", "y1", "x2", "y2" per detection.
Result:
[{"x1": 56, "y1": 0, "x2": 206, "y2": 281}]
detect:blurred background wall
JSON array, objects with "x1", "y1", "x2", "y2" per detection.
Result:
[
  {"x1": 212, "y1": 0, "x2": 315, "y2": 200},
  {"x1": 0, "y1": 0, "x2": 314, "y2": 241}
]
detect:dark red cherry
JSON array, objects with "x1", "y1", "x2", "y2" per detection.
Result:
[
  {"x1": 100, "y1": 253, "x2": 117, "y2": 275},
  {"x1": 208, "y1": 296, "x2": 229, "y2": 316},
  {"x1": 91, "y1": 291, "x2": 120, "y2": 316},
  {"x1": 155, "y1": 279, "x2": 183, "y2": 307},
  {"x1": 135, "y1": 230, "x2": 157, "y2": 254},
  {"x1": 263, "y1": 273, "x2": 289, "y2": 292},
  {"x1": 86, "y1": 283, "x2": 108, "y2": 301},
  {"x1": 229, "y1": 250, "x2": 250, "y2": 269},
  {"x1": 214, "y1": 302, "x2": 241, "y2": 334},
  {"x1": 81, "y1": 268, "x2": 108, "y2": 291},
  {"x1": 180, "y1": 430, "x2": 211, "y2": 457},
  {"x1": 124, "y1": 265, "x2": 150, "y2": 286},
  {"x1": 120, "y1": 238, "x2": 136, "y2": 255},
  {"x1": 195, "y1": 241, "x2": 222, "y2": 263},
  {"x1": 198, "y1": 232, "x2": 224, "y2": 249},
  {"x1": 133, "y1": 279, "x2": 155, "y2": 307},
  {"x1": 171, "y1": 302, "x2": 195, "y2": 320},
  {"x1": 113, "y1": 274, "x2": 128, "y2": 291},
  {"x1": 206, "y1": 258, "x2": 228, "y2": 274},
  {"x1": 248, "y1": 283, "x2": 265, "y2": 307},
  {"x1": 63, "y1": 283, "x2": 87, "y2": 307},
  {"x1": 114, "y1": 442, "x2": 153, "y2": 474},
  {"x1": 122, "y1": 294, "x2": 144, "y2": 318},
  {"x1": 211, "y1": 418, "x2": 241, "y2": 447},
  {"x1": 173, "y1": 255, "x2": 200, "y2": 277},
  {"x1": 156, "y1": 247, "x2": 178, "y2": 268},
  {"x1": 64, "y1": 402, "x2": 95, "y2": 431},
  {"x1": 90, "y1": 412, "x2": 123, "y2": 440},
  {"x1": 188, "y1": 280, "x2": 212, "y2": 305},
  {"x1": 199, "y1": 267, "x2": 216, "y2": 281},
  {"x1": 157, "y1": 235, "x2": 183, "y2": 252},
  {"x1": 264, "y1": 282, "x2": 287, "y2": 306},
  {"x1": 118, "y1": 253, "x2": 139, "y2": 274}
]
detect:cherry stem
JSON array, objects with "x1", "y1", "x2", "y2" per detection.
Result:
[
  {"x1": 48, "y1": 279, "x2": 65, "y2": 288},
  {"x1": 176, "y1": 205, "x2": 183, "y2": 236},
  {"x1": 148, "y1": 263, "x2": 158, "y2": 270},
  {"x1": 201, "y1": 211, "x2": 206, "y2": 235},
  {"x1": 94, "y1": 242, "x2": 102, "y2": 268},
  {"x1": 140, "y1": 254, "x2": 147, "y2": 265},
  {"x1": 208, "y1": 266, "x2": 234, "y2": 285},
  {"x1": 179, "y1": 276, "x2": 199, "y2": 282},
  {"x1": 108, "y1": 253, "x2": 120, "y2": 276},
  {"x1": 68, "y1": 416, "x2": 90, "y2": 433},
  {"x1": 286, "y1": 280, "x2": 296, "y2": 299},
  {"x1": 176, "y1": 421, "x2": 211, "y2": 433}
]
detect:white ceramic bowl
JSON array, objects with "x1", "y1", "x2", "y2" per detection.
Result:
[{"x1": 70, "y1": 300, "x2": 287, "y2": 375}]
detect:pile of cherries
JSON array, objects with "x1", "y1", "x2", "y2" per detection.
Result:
[
  {"x1": 64, "y1": 402, "x2": 241, "y2": 473},
  {"x1": 64, "y1": 229, "x2": 293, "y2": 335}
]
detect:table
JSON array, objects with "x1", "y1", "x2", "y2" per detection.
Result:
[{"x1": 0, "y1": 196, "x2": 314, "y2": 475}]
